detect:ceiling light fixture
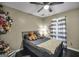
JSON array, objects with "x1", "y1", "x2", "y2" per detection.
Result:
[{"x1": 44, "y1": 5, "x2": 49, "y2": 10}]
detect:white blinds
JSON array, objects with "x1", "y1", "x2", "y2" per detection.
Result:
[{"x1": 49, "y1": 17, "x2": 67, "y2": 41}]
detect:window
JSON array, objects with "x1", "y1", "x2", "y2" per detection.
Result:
[{"x1": 49, "y1": 17, "x2": 67, "y2": 41}]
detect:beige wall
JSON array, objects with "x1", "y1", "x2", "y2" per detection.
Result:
[
  {"x1": 0, "y1": 6, "x2": 43, "y2": 50},
  {"x1": 43, "y1": 8, "x2": 79, "y2": 50}
]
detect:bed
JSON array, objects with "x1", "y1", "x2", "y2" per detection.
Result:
[{"x1": 22, "y1": 31, "x2": 63, "y2": 57}]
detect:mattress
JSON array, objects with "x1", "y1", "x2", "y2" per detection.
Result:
[{"x1": 37, "y1": 39, "x2": 62, "y2": 54}]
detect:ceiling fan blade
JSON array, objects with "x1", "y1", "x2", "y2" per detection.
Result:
[
  {"x1": 50, "y1": 2, "x2": 64, "y2": 5},
  {"x1": 43, "y1": 2, "x2": 49, "y2": 5},
  {"x1": 37, "y1": 7, "x2": 43, "y2": 12},
  {"x1": 30, "y1": 2, "x2": 43, "y2": 5}
]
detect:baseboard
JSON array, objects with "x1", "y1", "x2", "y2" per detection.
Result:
[{"x1": 67, "y1": 47, "x2": 79, "y2": 52}]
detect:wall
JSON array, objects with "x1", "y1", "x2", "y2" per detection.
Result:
[
  {"x1": 0, "y1": 6, "x2": 43, "y2": 50},
  {"x1": 43, "y1": 8, "x2": 79, "y2": 50}
]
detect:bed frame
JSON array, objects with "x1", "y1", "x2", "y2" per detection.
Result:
[{"x1": 22, "y1": 31, "x2": 63, "y2": 57}]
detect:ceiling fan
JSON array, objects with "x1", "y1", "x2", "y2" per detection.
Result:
[{"x1": 30, "y1": 2, "x2": 64, "y2": 13}]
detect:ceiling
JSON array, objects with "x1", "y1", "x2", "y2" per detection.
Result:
[{"x1": 1, "y1": 2, "x2": 79, "y2": 17}]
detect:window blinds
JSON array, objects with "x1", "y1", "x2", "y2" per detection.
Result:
[{"x1": 49, "y1": 17, "x2": 67, "y2": 41}]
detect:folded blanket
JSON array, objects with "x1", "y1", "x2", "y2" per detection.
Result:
[{"x1": 37, "y1": 39, "x2": 62, "y2": 54}]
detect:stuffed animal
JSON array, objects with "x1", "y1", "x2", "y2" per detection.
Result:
[
  {"x1": 28, "y1": 32, "x2": 37, "y2": 41},
  {"x1": 3, "y1": 44, "x2": 11, "y2": 54},
  {"x1": 2, "y1": 22, "x2": 10, "y2": 32},
  {"x1": 0, "y1": 40, "x2": 11, "y2": 54},
  {"x1": 0, "y1": 15, "x2": 10, "y2": 32}
]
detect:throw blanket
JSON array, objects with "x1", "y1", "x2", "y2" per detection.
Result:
[{"x1": 37, "y1": 39, "x2": 62, "y2": 54}]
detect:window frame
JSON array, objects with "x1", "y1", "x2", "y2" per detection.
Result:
[{"x1": 49, "y1": 16, "x2": 67, "y2": 41}]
